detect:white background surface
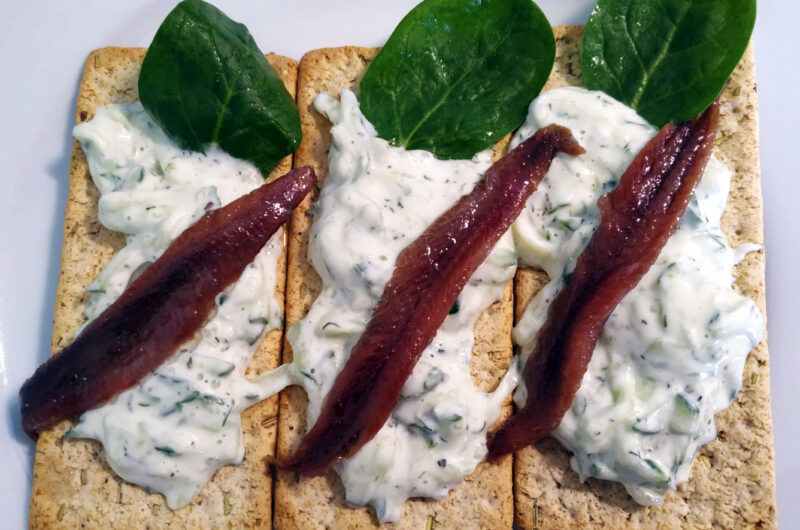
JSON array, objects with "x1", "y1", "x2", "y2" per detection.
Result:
[{"x1": 0, "y1": 1, "x2": 796, "y2": 527}]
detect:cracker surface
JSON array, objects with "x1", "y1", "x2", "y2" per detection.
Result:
[
  {"x1": 29, "y1": 48, "x2": 295, "y2": 530},
  {"x1": 512, "y1": 26, "x2": 775, "y2": 530},
  {"x1": 29, "y1": 23, "x2": 774, "y2": 530},
  {"x1": 274, "y1": 46, "x2": 515, "y2": 529}
]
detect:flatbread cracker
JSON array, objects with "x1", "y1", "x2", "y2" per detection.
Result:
[
  {"x1": 512, "y1": 26, "x2": 776, "y2": 529},
  {"x1": 30, "y1": 22, "x2": 774, "y2": 530},
  {"x1": 28, "y1": 47, "x2": 296, "y2": 529},
  {"x1": 274, "y1": 46, "x2": 515, "y2": 529}
]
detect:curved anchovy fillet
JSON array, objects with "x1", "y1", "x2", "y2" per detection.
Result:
[
  {"x1": 487, "y1": 102, "x2": 720, "y2": 457},
  {"x1": 281, "y1": 125, "x2": 584, "y2": 476},
  {"x1": 20, "y1": 167, "x2": 315, "y2": 438}
]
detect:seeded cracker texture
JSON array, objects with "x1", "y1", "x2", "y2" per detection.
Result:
[
  {"x1": 28, "y1": 24, "x2": 775, "y2": 530},
  {"x1": 275, "y1": 46, "x2": 515, "y2": 529},
  {"x1": 512, "y1": 26, "x2": 776, "y2": 529},
  {"x1": 28, "y1": 47, "x2": 296, "y2": 529}
]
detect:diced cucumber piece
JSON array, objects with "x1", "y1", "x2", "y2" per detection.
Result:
[
  {"x1": 635, "y1": 376, "x2": 656, "y2": 400},
  {"x1": 423, "y1": 367, "x2": 446, "y2": 391},
  {"x1": 644, "y1": 459, "x2": 670, "y2": 485},
  {"x1": 669, "y1": 393, "x2": 700, "y2": 434}
]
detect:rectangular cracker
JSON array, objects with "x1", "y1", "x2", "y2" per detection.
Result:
[
  {"x1": 275, "y1": 46, "x2": 515, "y2": 529},
  {"x1": 512, "y1": 26, "x2": 776, "y2": 529},
  {"x1": 29, "y1": 47, "x2": 297, "y2": 529}
]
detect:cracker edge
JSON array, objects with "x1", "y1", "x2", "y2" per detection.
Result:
[
  {"x1": 273, "y1": 46, "x2": 515, "y2": 529},
  {"x1": 512, "y1": 26, "x2": 776, "y2": 530},
  {"x1": 28, "y1": 47, "x2": 297, "y2": 530}
]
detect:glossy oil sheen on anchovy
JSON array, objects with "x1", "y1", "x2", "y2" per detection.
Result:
[
  {"x1": 282, "y1": 125, "x2": 583, "y2": 476},
  {"x1": 510, "y1": 87, "x2": 763, "y2": 505},
  {"x1": 267, "y1": 89, "x2": 522, "y2": 522},
  {"x1": 20, "y1": 167, "x2": 313, "y2": 438},
  {"x1": 53, "y1": 103, "x2": 295, "y2": 509},
  {"x1": 489, "y1": 100, "x2": 719, "y2": 457}
]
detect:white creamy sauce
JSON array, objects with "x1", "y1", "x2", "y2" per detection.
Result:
[
  {"x1": 68, "y1": 103, "x2": 285, "y2": 508},
  {"x1": 64, "y1": 87, "x2": 760, "y2": 517},
  {"x1": 276, "y1": 89, "x2": 518, "y2": 522},
  {"x1": 510, "y1": 87, "x2": 764, "y2": 504}
]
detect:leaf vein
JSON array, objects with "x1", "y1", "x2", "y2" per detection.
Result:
[
  {"x1": 210, "y1": 42, "x2": 247, "y2": 145},
  {"x1": 400, "y1": 28, "x2": 514, "y2": 149},
  {"x1": 622, "y1": 2, "x2": 647, "y2": 74},
  {"x1": 629, "y1": 1, "x2": 692, "y2": 110}
]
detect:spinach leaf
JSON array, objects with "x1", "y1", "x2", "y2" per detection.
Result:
[
  {"x1": 359, "y1": 0, "x2": 555, "y2": 160},
  {"x1": 581, "y1": 0, "x2": 756, "y2": 126},
  {"x1": 138, "y1": 0, "x2": 301, "y2": 176}
]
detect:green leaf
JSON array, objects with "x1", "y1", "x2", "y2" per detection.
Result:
[
  {"x1": 448, "y1": 299, "x2": 460, "y2": 315},
  {"x1": 138, "y1": 0, "x2": 301, "y2": 175},
  {"x1": 581, "y1": 0, "x2": 756, "y2": 126},
  {"x1": 154, "y1": 445, "x2": 178, "y2": 457},
  {"x1": 360, "y1": 0, "x2": 555, "y2": 160}
]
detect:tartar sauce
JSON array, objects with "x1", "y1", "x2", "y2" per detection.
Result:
[
  {"x1": 66, "y1": 87, "x2": 759, "y2": 515},
  {"x1": 68, "y1": 103, "x2": 285, "y2": 508},
  {"x1": 275, "y1": 89, "x2": 519, "y2": 522},
  {"x1": 510, "y1": 87, "x2": 764, "y2": 505}
]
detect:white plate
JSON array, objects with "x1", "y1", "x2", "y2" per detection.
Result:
[{"x1": 0, "y1": 1, "x2": 796, "y2": 528}]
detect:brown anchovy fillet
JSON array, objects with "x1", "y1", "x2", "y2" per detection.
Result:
[
  {"x1": 20, "y1": 167, "x2": 316, "y2": 439},
  {"x1": 281, "y1": 125, "x2": 584, "y2": 477},
  {"x1": 487, "y1": 102, "x2": 720, "y2": 458}
]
